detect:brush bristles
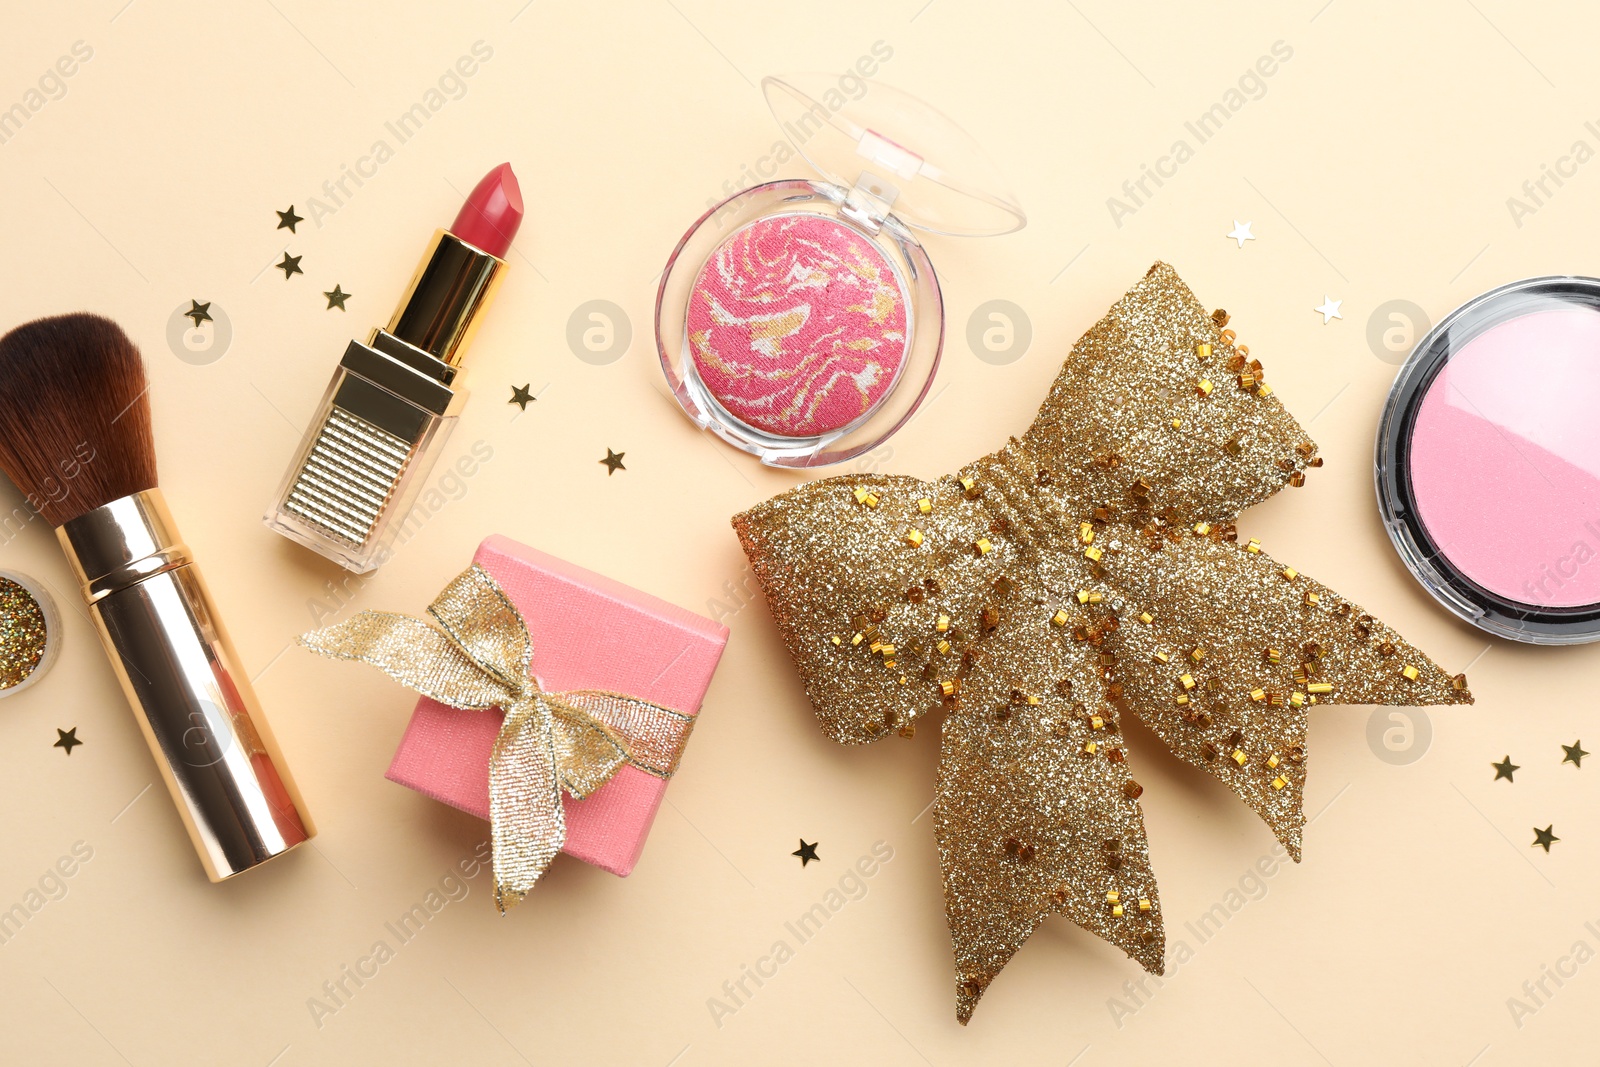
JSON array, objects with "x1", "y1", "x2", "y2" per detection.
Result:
[{"x1": 0, "y1": 313, "x2": 157, "y2": 526}]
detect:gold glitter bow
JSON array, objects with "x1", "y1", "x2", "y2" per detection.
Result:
[
  {"x1": 733, "y1": 263, "x2": 1473, "y2": 1023},
  {"x1": 298, "y1": 564, "x2": 696, "y2": 911}
]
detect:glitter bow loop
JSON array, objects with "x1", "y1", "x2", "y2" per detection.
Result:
[
  {"x1": 733, "y1": 263, "x2": 1473, "y2": 1024},
  {"x1": 298, "y1": 564, "x2": 696, "y2": 911}
]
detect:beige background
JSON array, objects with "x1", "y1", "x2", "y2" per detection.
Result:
[{"x1": 1, "y1": 1, "x2": 1596, "y2": 1063}]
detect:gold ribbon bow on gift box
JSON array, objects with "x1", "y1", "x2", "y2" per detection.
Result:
[
  {"x1": 299, "y1": 564, "x2": 696, "y2": 911},
  {"x1": 733, "y1": 263, "x2": 1472, "y2": 1023}
]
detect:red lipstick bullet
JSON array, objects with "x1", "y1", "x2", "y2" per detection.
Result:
[
  {"x1": 451, "y1": 162, "x2": 523, "y2": 258},
  {"x1": 265, "y1": 164, "x2": 522, "y2": 572}
]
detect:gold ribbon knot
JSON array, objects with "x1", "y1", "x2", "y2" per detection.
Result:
[{"x1": 298, "y1": 563, "x2": 695, "y2": 911}]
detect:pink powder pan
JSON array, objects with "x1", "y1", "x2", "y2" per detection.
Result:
[
  {"x1": 686, "y1": 213, "x2": 911, "y2": 439},
  {"x1": 1376, "y1": 276, "x2": 1600, "y2": 643}
]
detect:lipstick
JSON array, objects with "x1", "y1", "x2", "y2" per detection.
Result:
[{"x1": 266, "y1": 163, "x2": 523, "y2": 572}]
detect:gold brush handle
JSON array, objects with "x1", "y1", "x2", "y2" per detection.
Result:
[{"x1": 58, "y1": 490, "x2": 313, "y2": 880}]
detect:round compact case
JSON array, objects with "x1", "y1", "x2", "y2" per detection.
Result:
[
  {"x1": 657, "y1": 74, "x2": 1024, "y2": 468},
  {"x1": 1377, "y1": 275, "x2": 1600, "y2": 643}
]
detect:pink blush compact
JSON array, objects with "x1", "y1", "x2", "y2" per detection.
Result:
[
  {"x1": 655, "y1": 76, "x2": 1026, "y2": 468},
  {"x1": 1377, "y1": 277, "x2": 1600, "y2": 642},
  {"x1": 686, "y1": 214, "x2": 909, "y2": 438}
]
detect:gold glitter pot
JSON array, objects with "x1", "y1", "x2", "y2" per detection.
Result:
[
  {"x1": 732, "y1": 262, "x2": 1472, "y2": 1024},
  {"x1": 0, "y1": 571, "x2": 60, "y2": 697}
]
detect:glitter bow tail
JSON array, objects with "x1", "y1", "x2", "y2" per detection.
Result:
[
  {"x1": 298, "y1": 564, "x2": 696, "y2": 911},
  {"x1": 732, "y1": 262, "x2": 1473, "y2": 1023}
]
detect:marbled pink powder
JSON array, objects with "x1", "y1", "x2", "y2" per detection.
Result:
[
  {"x1": 1409, "y1": 306, "x2": 1600, "y2": 608},
  {"x1": 687, "y1": 214, "x2": 908, "y2": 438}
]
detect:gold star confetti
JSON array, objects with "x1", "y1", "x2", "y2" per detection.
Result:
[{"x1": 732, "y1": 262, "x2": 1470, "y2": 1024}]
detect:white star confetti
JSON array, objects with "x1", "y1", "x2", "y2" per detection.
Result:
[
  {"x1": 1314, "y1": 296, "x2": 1343, "y2": 324},
  {"x1": 1227, "y1": 221, "x2": 1255, "y2": 248}
]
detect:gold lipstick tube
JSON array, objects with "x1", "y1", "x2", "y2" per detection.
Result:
[
  {"x1": 264, "y1": 230, "x2": 507, "y2": 573},
  {"x1": 60, "y1": 490, "x2": 313, "y2": 880}
]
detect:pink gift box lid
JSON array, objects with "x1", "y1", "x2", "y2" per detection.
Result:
[{"x1": 386, "y1": 535, "x2": 729, "y2": 877}]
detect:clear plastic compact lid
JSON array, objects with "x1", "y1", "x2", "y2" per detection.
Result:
[{"x1": 762, "y1": 74, "x2": 1025, "y2": 237}]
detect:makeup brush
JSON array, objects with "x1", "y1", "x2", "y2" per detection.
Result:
[{"x1": 0, "y1": 313, "x2": 314, "y2": 880}]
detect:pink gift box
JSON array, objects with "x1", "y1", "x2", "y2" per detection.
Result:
[{"x1": 386, "y1": 535, "x2": 728, "y2": 877}]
